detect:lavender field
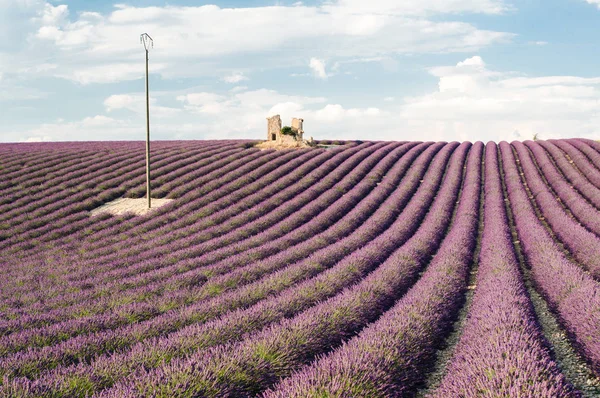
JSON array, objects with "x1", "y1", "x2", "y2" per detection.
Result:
[{"x1": 1, "y1": 139, "x2": 600, "y2": 397}]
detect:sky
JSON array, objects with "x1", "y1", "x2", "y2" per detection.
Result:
[{"x1": 1, "y1": 0, "x2": 600, "y2": 143}]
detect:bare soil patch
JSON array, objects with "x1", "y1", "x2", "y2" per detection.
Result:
[
  {"x1": 255, "y1": 140, "x2": 315, "y2": 150},
  {"x1": 90, "y1": 198, "x2": 173, "y2": 216}
]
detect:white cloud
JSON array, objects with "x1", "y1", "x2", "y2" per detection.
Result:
[
  {"x1": 4, "y1": 1, "x2": 512, "y2": 84},
  {"x1": 12, "y1": 2, "x2": 600, "y2": 144},
  {"x1": 108, "y1": 5, "x2": 167, "y2": 24},
  {"x1": 24, "y1": 136, "x2": 53, "y2": 142},
  {"x1": 17, "y1": 63, "x2": 57, "y2": 74},
  {"x1": 79, "y1": 11, "x2": 103, "y2": 21},
  {"x1": 585, "y1": 0, "x2": 600, "y2": 8},
  {"x1": 176, "y1": 92, "x2": 226, "y2": 106},
  {"x1": 499, "y1": 76, "x2": 600, "y2": 88},
  {"x1": 7, "y1": 116, "x2": 136, "y2": 143},
  {"x1": 33, "y1": 3, "x2": 96, "y2": 48},
  {"x1": 171, "y1": 88, "x2": 384, "y2": 139},
  {"x1": 456, "y1": 55, "x2": 485, "y2": 68},
  {"x1": 313, "y1": 104, "x2": 381, "y2": 122},
  {"x1": 36, "y1": 25, "x2": 62, "y2": 40},
  {"x1": 234, "y1": 89, "x2": 327, "y2": 107},
  {"x1": 177, "y1": 92, "x2": 229, "y2": 114},
  {"x1": 104, "y1": 94, "x2": 181, "y2": 118},
  {"x1": 394, "y1": 55, "x2": 600, "y2": 141},
  {"x1": 222, "y1": 73, "x2": 248, "y2": 83},
  {"x1": 67, "y1": 87, "x2": 377, "y2": 141},
  {"x1": 0, "y1": 78, "x2": 49, "y2": 101},
  {"x1": 0, "y1": 0, "x2": 45, "y2": 51},
  {"x1": 65, "y1": 63, "x2": 167, "y2": 85},
  {"x1": 81, "y1": 115, "x2": 116, "y2": 126},
  {"x1": 327, "y1": 0, "x2": 512, "y2": 16},
  {"x1": 104, "y1": 94, "x2": 138, "y2": 112},
  {"x1": 8, "y1": 61, "x2": 600, "y2": 143},
  {"x1": 315, "y1": 104, "x2": 344, "y2": 121},
  {"x1": 229, "y1": 86, "x2": 248, "y2": 93},
  {"x1": 309, "y1": 58, "x2": 328, "y2": 79},
  {"x1": 36, "y1": 3, "x2": 69, "y2": 26},
  {"x1": 268, "y1": 102, "x2": 305, "y2": 119},
  {"x1": 175, "y1": 89, "x2": 327, "y2": 123}
]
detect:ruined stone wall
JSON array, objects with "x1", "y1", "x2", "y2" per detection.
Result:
[
  {"x1": 291, "y1": 118, "x2": 304, "y2": 140},
  {"x1": 266, "y1": 115, "x2": 282, "y2": 141},
  {"x1": 280, "y1": 134, "x2": 297, "y2": 144}
]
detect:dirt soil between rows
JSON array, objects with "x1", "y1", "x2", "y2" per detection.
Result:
[{"x1": 90, "y1": 198, "x2": 173, "y2": 216}]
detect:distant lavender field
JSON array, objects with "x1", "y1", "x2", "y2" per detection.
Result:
[{"x1": 0, "y1": 139, "x2": 599, "y2": 397}]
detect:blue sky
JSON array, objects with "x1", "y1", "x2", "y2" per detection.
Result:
[{"x1": 2, "y1": 0, "x2": 600, "y2": 143}]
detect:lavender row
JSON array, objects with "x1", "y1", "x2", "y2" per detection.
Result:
[
  {"x1": 512, "y1": 141, "x2": 600, "y2": 278},
  {"x1": 0, "y1": 147, "x2": 332, "y2": 318},
  {"x1": 577, "y1": 139, "x2": 600, "y2": 167},
  {"x1": 0, "y1": 144, "x2": 266, "y2": 297},
  {"x1": 1, "y1": 143, "x2": 270, "y2": 273},
  {"x1": 500, "y1": 141, "x2": 600, "y2": 376},
  {"x1": 0, "y1": 141, "x2": 231, "y2": 254},
  {"x1": 264, "y1": 141, "x2": 481, "y2": 398},
  {"x1": 0, "y1": 142, "x2": 233, "y2": 234},
  {"x1": 0, "y1": 142, "x2": 388, "y2": 339},
  {"x1": 0, "y1": 142, "x2": 204, "y2": 225},
  {"x1": 535, "y1": 140, "x2": 600, "y2": 210},
  {"x1": 68, "y1": 146, "x2": 277, "y2": 258},
  {"x1": 2, "y1": 144, "x2": 392, "y2": 327},
  {"x1": 123, "y1": 144, "x2": 241, "y2": 199},
  {"x1": 0, "y1": 142, "x2": 206, "y2": 236},
  {"x1": 0, "y1": 150, "x2": 99, "y2": 195},
  {"x1": 0, "y1": 149, "x2": 63, "y2": 182},
  {"x1": 62, "y1": 146, "x2": 284, "y2": 261},
  {"x1": 74, "y1": 144, "x2": 300, "y2": 262},
  {"x1": 0, "y1": 147, "x2": 241, "y2": 273},
  {"x1": 23, "y1": 143, "x2": 247, "y2": 257},
  {"x1": 0, "y1": 142, "x2": 250, "y2": 275},
  {"x1": 0, "y1": 143, "x2": 145, "y2": 214},
  {"x1": 0, "y1": 145, "x2": 148, "y2": 249},
  {"x1": 10, "y1": 141, "x2": 461, "y2": 396},
  {"x1": 122, "y1": 142, "x2": 250, "y2": 199},
  {"x1": 0, "y1": 148, "x2": 285, "y2": 304},
  {"x1": 433, "y1": 142, "x2": 575, "y2": 397},
  {"x1": 1, "y1": 145, "x2": 329, "y2": 310},
  {"x1": 53, "y1": 144, "x2": 359, "y2": 287},
  {"x1": 0, "y1": 150, "x2": 106, "y2": 207},
  {"x1": 0, "y1": 143, "x2": 224, "y2": 254},
  {"x1": 0, "y1": 141, "x2": 451, "y2": 390},
  {"x1": 0, "y1": 142, "x2": 430, "y2": 378},
  {"x1": 99, "y1": 142, "x2": 469, "y2": 398},
  {"x1": 0, "y1": 140, "x2": 213, "y2": 196},
  {"x1": 62, "y1": 145, "x2": 393, "y2": 293},
  {"x1": 524, "y1": 141, "x2": 600, "y2": 236},
  {"x1": 0, "y1": 149, "x2": 101, "y2": 220},
  {"x1": 567, "y1": 139, "x2": 600, "y2": 185},
  {"x1": 0, "y1": 143, "x2": 410, "y2": 343},
  {"x1": 552, "y1": 140, "x2": 600, "y2": 189}
]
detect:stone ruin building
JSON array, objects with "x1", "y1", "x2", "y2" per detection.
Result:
[{"x1": 266, "y1": 115, "x2": 305, "y2": 143}]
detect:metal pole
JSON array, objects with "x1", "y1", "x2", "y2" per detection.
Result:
[
  {"x1": 145, "y1": 47, "x2": 151, "y2": 209},
  {"x1": 141, "y1": 33, "x2": 153, "y2": 209}
]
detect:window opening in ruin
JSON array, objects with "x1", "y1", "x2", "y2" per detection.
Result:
[{"x1": 271, "y1": 133, "x2": 276, "y2": 141}]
